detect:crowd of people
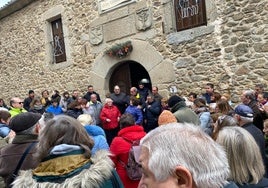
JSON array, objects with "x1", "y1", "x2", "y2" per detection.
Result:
[{"x1": 0, "y1": 82, "x2": 268, "y2": 187}]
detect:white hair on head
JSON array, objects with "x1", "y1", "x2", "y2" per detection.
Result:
[
  {"x1": 239, "y1": 116, "x2": 253, "y2": 123},
  {"x1": 140, "y1": 122, "x2": 230, "y2": 188},
  {"x1": 105, "y1": 98, "x2": 113, "y2": 103},
  {"x1": 77, "y1": 114, "x2": 93, "y2": 126},
  {"x1": 244, "y1": 89, "x2": 255, "y2": 100},
  {"x1": 216, "y1": 126, "x2": 265, "y2": 185}
]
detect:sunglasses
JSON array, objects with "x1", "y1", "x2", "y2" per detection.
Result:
[{"x1": 15, "y1": 102, "x2": 24, "y2": 104}]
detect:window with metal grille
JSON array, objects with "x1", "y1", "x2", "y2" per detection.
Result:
[
  {"x1": 51, "y1": 18, "x2": 66, "y2": 63},
  {"x1": 174, "y1": 0, "x2": 207, "y2": 32}
]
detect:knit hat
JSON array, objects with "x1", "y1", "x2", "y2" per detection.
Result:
[
  {"x1": 158, "y1": 110, "x2": 177, "y2": 126},
  {"x1": 234, "y1": 104, "x2": 253, "y2": 118},
  {"x1": 9, "y1": 112, "x2": 41, "y2": 133},
  {"x1": 168, "y1": 95, "x2": 183, "y2": 108}
]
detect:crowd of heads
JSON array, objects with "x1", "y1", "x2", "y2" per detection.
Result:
[{"x1": 0, "y1": 82, "x2": 268, "y2": 187}]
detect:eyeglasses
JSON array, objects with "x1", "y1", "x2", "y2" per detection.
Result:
[{"x1": 15, "y1": 101, "x2": 24, "y2": 104}]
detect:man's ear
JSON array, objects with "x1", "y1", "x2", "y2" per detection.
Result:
[
  {"x1": 0, "y1": 118, "x2": 6, "y2": 124},
  {"x1": 174, "y1": 166, "x2": 194, "y2": 188},
  {"x1": 35, "y1": 123, "x2": 41, "y2": 134}
]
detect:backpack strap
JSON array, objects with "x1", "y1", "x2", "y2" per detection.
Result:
[{"x1": 118, "y1": 137, "x2": 140, "y2": 167}]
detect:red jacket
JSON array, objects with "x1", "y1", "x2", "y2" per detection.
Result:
[
  {"x1": 100, "y1": 104, "x2": 121, "y2": 130},
  {"x1": 110, "y1": 125, "x2": 146, "y2": 188}
]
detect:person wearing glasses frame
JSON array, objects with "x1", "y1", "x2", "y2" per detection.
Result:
[{"x1": 9, "y1": 97, "x2": 27, "y2": 117}]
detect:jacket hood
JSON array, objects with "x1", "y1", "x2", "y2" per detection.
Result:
[
  {"x1": 12, "y1": 150, "x2": 114, "y2": 188},
  {"x1": 84, "y1": 125, "x2": 106, "y2": 137},
  {"x1": 170, "y1": 101, "x2": 186, "y2": 113},
  {"x1": 118, "y1": 125, "x2": 146, "y2": 141}
]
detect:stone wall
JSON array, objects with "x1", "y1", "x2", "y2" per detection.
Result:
[{"x1": 0, "y1": 0, "x2": 267, "y2": 103}]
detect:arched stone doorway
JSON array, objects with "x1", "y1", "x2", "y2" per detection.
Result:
[
  {"x1": 91, "y1": 39, "x2": 176, "y2": 99},
  {"x1": 109, "y1": 61, "x2": 151, "y2": 95}
]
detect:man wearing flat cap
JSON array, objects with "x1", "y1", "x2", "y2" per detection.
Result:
[
  {"x1": 0, "y1": 112, "x2": 41, "y2": 187},
  {"x1": 234, "y1": 104, "x2": 268, "y2": 176}
]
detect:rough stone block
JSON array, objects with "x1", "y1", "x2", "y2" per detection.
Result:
[{"x1": 150, "y1": 59, "x2": 175, "y2": 84}]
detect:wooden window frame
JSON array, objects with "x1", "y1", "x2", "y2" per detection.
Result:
[
  {"x1": 174, "y1": 0, "x2": 207, "y2": 32},
  {"x1": 51, "y1": 18, "x2": 66, "y2": 64}
]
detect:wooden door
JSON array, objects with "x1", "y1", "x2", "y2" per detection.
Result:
[{"x1": 109, "y1": 63, "x2": 131, "y2": 94}]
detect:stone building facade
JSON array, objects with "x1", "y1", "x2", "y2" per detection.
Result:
[{"x1": 0, "y1": 0, "x2": 267, "y2": 103}]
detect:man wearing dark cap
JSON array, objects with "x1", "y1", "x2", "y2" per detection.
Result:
[
  {"x1": 0, "y1": 112, "x2": 41, "y2": 187},
  {"x1": 168, "y1": 95, "x2": 200, "y2": 125},
  {"x1": 234, "y1": 104, "x2": 268, "y2": 176},
  {"x1": 23, "y1": 90, "x2": 35, "y2": 111}
]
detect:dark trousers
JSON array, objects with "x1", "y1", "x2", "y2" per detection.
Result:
[{"x1": 104, "y1": 126, "x2": 120, "y2": 146}]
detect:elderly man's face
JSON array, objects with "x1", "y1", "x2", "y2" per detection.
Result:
[
  {"x1": 240, "y1": 92, "x2": 249, "y2": 104},
  {"x1": 12, "y1": 98, "x2": 24, "y2": 109},
  {"x1": 130, "y1": 88, "x2": 137, "y2": 96},
  {"x1": 91, "y1": 95, "x2": 97, "y2": 103},
  {"x1": 114, "y1": 86, "x2": 120, "y2": 94},
  {"x1": 138, "y1": 147, "x2": 179, "y2": 188}
]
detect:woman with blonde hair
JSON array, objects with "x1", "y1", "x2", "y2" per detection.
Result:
[
  {"x1": 216, "y1": 126, "x2": 268, "y2": 187},
  {"x1": 216, "y1": 99, "x2": 234, "y2": 116},
  {"x1": 12, "y1": 115, "x2": 123, "y2": 188}
]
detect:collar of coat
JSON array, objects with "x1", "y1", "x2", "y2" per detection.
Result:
[
  {"x1": 33, "y1": 150, "x2": 92, "y2": 183},
  {"x1": 12, "y1": 134, "x2": 38, "y2": 144},
  {"x1": 171, "y1": 101, "x2": 187, "y2": 113},
  {"x1": 12, "y1": 150, "x2": 114, "y2": 188}
]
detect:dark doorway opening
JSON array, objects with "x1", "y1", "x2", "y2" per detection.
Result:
[{"x1": 109, "y1": 61, "x2": 151, "y2": 95}]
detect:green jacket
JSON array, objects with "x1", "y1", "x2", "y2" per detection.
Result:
[
  {"x1": 9, "y1": 107, "x2": 27, "y2": 117},
  {"x1": 171, "y1": 101, "x2": 200, "y2": 125}
]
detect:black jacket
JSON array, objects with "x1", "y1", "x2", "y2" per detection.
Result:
[{"x1": 84, "y1": 92, "x2": 101, "y2": 103}]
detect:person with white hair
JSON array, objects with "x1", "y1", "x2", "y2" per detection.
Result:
[
  {"x1": 241, "y1": 89, "x2": 264, "y2": 131},
  {"x1": 233, "y1": 104, "x2": 268, "y2": 176},
  {"x1": 216, "y1": 126, "x2": 268, "y2": 187},
  {"x1": 100, "y1": 98, "x2": 121, "y2": 145},
  {"x1": 138, "y1": 123, "x2": 237, "y2": 188},
  {"x1": 77, "y1": 114, "x2": 109, "y2": 155}
]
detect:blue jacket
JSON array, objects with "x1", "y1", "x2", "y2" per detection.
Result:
[
  {"x1": 0, "y1": 123, "x2": 10, "y2": 138},
  {"x1": 46, "y1": 105, "x2": 63, "y2": 115},
  {"x1": 84, "y1": 125, "x2": 109, "y2": 155},
  {"x1": 125, "y1": 105, "x2": 143, "y2": 125}
]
